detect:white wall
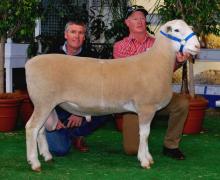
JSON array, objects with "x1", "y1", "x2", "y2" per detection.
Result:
[{"x1": 131, "y1": 0, "x2": 164, "y2": 13}]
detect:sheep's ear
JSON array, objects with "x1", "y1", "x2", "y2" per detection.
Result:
[{"x1": 166, "y1": 26, "x2": 172, "y2": 33}]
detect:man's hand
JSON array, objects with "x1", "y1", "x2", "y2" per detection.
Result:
[
  {"x1": 56, "y1": 120, "x2": 66, "y2": 130},
  {"x1": 174, "y1": 52, "x2": 192, "y2": 70},
  {"x1": 55, "y1": 115, "x2": 83, "y2": 130},
  {"x1": 176, "y1": 52, "x2": 191, "y2": 63},
  {"x1": 67, "y1": 115, "x2": 83, "y2": 128}
]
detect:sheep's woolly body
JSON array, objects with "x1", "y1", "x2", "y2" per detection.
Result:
[
  {"x1": 28, "y1": 56, "x2": 170, "y2": 107},
  {"x1": 26, "y1": 35, "x2": 175, "y2": 116},
  {"x1": 25, "y1": 20, "x2": 200, "y2": 171}
]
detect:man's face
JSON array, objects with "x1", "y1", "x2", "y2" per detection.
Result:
[
  {"x1": 125, "y1": 11, "x2": 147, "y2": 34},
  {"x1": 64, "y1": 24, "x2": 86, "y2": 50}
]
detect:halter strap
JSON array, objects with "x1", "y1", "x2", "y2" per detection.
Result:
[{"x1": 160, "y1": 31, "x2": 196, "y2": 52}]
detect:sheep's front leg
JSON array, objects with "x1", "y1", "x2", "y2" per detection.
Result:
[
  {"x1": 138, "y1": 121, "x2": 154, "y2": 168},
  {"x1": 137, "y1": 107, "x2": 156, "y2": 169}
]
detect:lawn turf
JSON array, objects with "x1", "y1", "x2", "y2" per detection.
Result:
[{"x1": 0, "y1": 115, "x2": 220, "y2": 180}]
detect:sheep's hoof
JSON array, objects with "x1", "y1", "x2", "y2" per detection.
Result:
[
  {"x1": 32, "y1": 166, "x2": 41, "y2": 172},
  {"x1": 46, "y1": 159, "x2": 54, "y2": 163},
  {"x1": 150, "y1": 160, "x2": 154, "y2": 165},
  {"x1": 141, "y1": 162, "x2": 151, "y2": 169},
  {"x1": 142, "y1": 165, "x2": 151, "y2": 169}
]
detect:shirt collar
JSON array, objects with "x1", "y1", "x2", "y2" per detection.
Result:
[
  {"x1": 128, "y1": 33, "x2": 149, "y2": 43},
  {"x1": 62, "y1": 41, "x2": 82, "y2": 55}
]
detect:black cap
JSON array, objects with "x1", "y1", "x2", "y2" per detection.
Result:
[{"x1": 125, "y1": 5, "x2": 148, "y2": 19}]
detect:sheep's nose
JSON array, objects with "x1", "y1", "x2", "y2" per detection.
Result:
[{"x1": 195, "y1": 45, "x2": 200, "y2": 49}]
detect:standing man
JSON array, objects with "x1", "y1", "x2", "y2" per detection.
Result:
[
  {"x1": 45, "y1": 19, "x2": 111, "y2": 156},
  {"x1": 113, "y1": 5, "x2": 190, "y2": 160}
]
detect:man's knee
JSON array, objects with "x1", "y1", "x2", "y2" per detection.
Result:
[
  {"x1": 179, "y1": 95, "x2": 189, "y2": 105},
  {"x1": 171, "y1": 94, "x2": 189, "y2": 112},
  {"x1": 50, "y1": 146, "x2": 70, "y2": 156},
  {"x1": 46, "y1": 129, "x2": 71, "y2": 156}
]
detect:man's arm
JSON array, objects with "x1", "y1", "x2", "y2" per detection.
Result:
[
  {"x1": 55, "y1": 106, "x2": 83, "y2": 129},
  {"x1": 66, "y1": 115, "x2": 83, "y2": 128}
]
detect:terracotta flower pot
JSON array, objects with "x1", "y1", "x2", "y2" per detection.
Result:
[
  {"x1": 15, "y1": 90, "x2": 34, "y2": 125},
  {"x1": 19, "y1": 94, "x2": 34, "y2": 125},
  {"x1": 183, "y1": 96, "x2": 208, "y2": 134},
  {"x1": 0, "y1": 93, "x2": 23, "y2": 132}
]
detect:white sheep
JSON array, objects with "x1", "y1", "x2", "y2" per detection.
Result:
[{"x1": 25, "y1": 20, "x2": 200, "y2": 171}]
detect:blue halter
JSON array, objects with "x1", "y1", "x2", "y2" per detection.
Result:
[{"x1": 160, "y1": 30, "x2": 196, "y2": 52}]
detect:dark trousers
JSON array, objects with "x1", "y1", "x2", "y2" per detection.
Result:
[{"x1": 46, "y1": 115, "x2": 111, "y2": 156}]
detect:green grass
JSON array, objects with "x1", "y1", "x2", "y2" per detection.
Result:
[{"x1": 1, "y1": 116, "x2": 220, "y2": 180}]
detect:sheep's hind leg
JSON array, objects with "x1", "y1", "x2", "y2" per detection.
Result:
[
  {"x1": 137, "y1": 108, "x2": 155, "y2": 169},
  {"x1": 37, "y1": 126, "x2": 53, "y2": 163},
  {"x1": 26, "y1": 114, "x2": 42, "y2": 172},
  {"x1": 26, "y1": 107, "x2": 51, "y2": 172}
]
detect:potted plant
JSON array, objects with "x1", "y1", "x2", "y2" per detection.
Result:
[
  {"x1": 0, "y1": 92, "x2": 23, "y2": 132},
  {"x1": 0, "y1": 0, "x2": 42, "y2": 131},
  {"x1": 152, "y1": 0, "x2": 220, "y2": 134}
]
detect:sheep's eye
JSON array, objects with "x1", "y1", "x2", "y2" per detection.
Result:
[
  {"x1": 174, "y1": 29, "x2": 179, "y2": 32},
  {"x1": 189, "y1": 26, "x2": 194, "y2": 30}
]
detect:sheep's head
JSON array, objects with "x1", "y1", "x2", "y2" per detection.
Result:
[{"x1": 160, "y1": 20, "x2": 200, "y2": 56}]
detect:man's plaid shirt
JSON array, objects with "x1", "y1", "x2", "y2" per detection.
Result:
[
  {"x1": 113, "y1": 33, "x2": 181, "y2": 70},
  {"x1": 113, "y1": 33, "x2": 155, "y2": 58}
]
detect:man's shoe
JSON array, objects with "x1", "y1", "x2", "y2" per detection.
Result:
[
  {"x1": 163, "y1": 146, "x2": 185, "y2": 160},
  {"x1": 73, "y1": 136, "x2": 89, "y2": 152}
]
